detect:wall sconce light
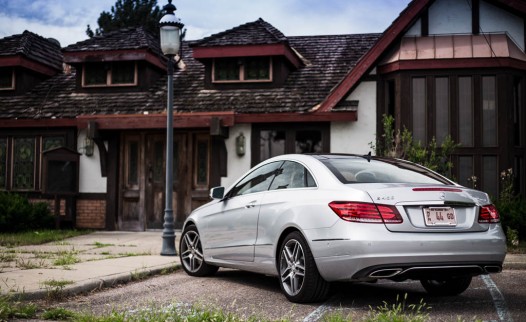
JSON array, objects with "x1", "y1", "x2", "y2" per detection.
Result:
[
  {"x1": 84, "y1": 137, "x2": 94, "y2": 157},
  {"x1": 236, "y1": 133, "x2": 245, "y2": 156}
]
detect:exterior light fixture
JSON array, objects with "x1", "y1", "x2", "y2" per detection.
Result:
[
  {"x1": 236, "y1": 133, "x2": 246, "y2": 156},
  {"x1": 84, "y1": 137, "x2": 94, "y2": 157},
  {"x1": 160, "y1": 0, "x2": 184, "y2": 256}
]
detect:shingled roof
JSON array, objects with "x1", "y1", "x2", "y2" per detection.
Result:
[
  {"x1": 63, "y1": 27, "x2": 163, "y2": 57},
  {"x1": 0, "y1": 25, "x2": 380, "y2": 120},
  {"x1": 192, "y1": 18, "x2": 288, "y2": 47},
  {"x1": 0, "y1": 30, "x2": 63, "y2": 71}
]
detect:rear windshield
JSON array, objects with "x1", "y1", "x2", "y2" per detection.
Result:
[{"x1": 320, "y1": 157, "x2": 452, "y2": 185}]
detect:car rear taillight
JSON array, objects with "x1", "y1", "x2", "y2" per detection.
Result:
[
  {"x1": 329, "y1": 202, "x2": 403, "y2": 224},
  {"x1": 478, "y1": 204, "x2": 500, "y2": 223}
]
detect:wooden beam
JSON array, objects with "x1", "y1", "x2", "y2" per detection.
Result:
[
  {"x1": 0, "y1": 118, "x2": 76, "y2": 128},
  {"x1": 377, "y1": 57, "x2": 526, "y2": 74},
  {"x1": 0, "y1": 56, "x2": 60, "y2": 76},
  {"x1": 234, "y1": 111, "x2": 357, "y2": 123}
]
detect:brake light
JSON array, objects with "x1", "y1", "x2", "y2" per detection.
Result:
[
  {"x1": 478, "y1": 204, "x2": 500, "y2": 223},
  {"x1": 329, "y1": 202, "x2": 403, "y2": 224}
]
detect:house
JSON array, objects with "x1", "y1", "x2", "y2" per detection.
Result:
[{"x1": 0, "y1": 0, "x2": 524, "y2": 231}]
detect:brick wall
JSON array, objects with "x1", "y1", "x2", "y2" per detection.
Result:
[{"x1": 76, "y1": 199, "x2": 106, "y2": 229}]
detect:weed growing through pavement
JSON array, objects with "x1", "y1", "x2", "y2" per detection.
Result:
[
  {"x1": 40, "y1": 279, "x2": 74, "y2": 300},
  {"x1": 94, "y1": 241, "x2": 115, "y2": 248},
  {"x1": 53, "y1": 249, "x2": 80, "y2": 266},
  {"x1": 16, "y1": 257, "x2": 48, "y2": 269}
]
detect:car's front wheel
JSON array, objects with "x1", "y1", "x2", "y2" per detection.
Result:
[
  {"x1": 420, "y1": 276, "x2": 472, "y2": 296},
  {"x1": 179, "y1": 225, "x2": 218, "y2": 277},
  {"x1": 278, "y1": 231, "x2": 329, "y2": 303}
]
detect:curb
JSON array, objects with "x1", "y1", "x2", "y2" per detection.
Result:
[{"x1": 15, "y1": 263, "x2": 181, "y2": 301}]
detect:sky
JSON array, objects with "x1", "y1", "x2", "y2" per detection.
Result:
[{"x1": 0, "y1": 0, "x2": 412, "y2": 47}]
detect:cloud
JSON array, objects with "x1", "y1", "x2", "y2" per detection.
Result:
[{"x1": 0, "y1": 0, "x2": 411, "y2": 46}]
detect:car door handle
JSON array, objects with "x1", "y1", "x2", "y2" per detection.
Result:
[{"x1": 245, "y1": 200, "x2": 257, "y2": 208}]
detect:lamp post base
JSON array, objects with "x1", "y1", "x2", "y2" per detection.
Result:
[{"x1": 161, "y1": 209, "x2": 177, "y2": 256}]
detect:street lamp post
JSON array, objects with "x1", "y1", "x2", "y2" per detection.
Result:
[{"x1": 160, "y1": 0, "x2": 184, "y2": 256}]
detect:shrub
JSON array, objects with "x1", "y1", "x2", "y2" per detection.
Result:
[
  {"x1": 372, "y1": 114, "x2": 459, "y2": 179},
  {"x1": 0, "y1": 192, "x2": 54, "y2": 232}
]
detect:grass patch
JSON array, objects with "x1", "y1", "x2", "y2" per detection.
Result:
[
  {"x1": 93, "y1": 242, "x2": 115, "y2": 248},
  {"x1": 42, "y1": 307, "x2": 78, "y2": 320},
  {"x1": 0, "y1": 230, "x2": 91, "y2": 247},
  {"x1": 0, "y1": 295, "x2": 38, "y2": 320},
  {"x1": 16, "y1": 257, "x2": 48, "y2": 269},
  {"x1": 0, "y1": 252, "x2": 16, "y2": 262},
  {"x1": 53, "y1": 251, "x2": 80, "y2": 266}
]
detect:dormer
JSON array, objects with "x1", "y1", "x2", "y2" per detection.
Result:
[
  {"x1": 0, "y1": 31, "x2": 62, "y2": 96},
  {"x1": 62, "y1": 27, "x2": 166, "y2": 92},
  {"x1": 191, "y1": 18, "x2": 304, "y2": 89}
]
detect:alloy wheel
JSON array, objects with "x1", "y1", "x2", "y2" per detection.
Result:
[{"x1": 280, "y1": 238, "x2": 306, "y2": 296}]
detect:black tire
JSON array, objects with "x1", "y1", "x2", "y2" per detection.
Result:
[
  {"x1": 278, "y1": 231, "x2": 329, "y2": 303},
  {"x1": 420, "y1": 276, "x2": 472, "y2": 296},
  {"x1": 179, "y1": 225, "x2": 218, "y2": 277}
]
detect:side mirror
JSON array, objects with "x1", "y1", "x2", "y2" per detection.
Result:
[{"x1": 210, "y1": 186, "x2": 225, "y2": 200}]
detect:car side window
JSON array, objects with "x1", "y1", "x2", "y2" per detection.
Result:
[
  {"x1": 269, "y1": 161, "x2": 317, "y2": 190},
  {"x1": 228, "y1": 161, "x2": 282, "y2": 198}
]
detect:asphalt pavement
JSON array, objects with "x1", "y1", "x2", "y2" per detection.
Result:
[{"x1": 0, "y1": 231, "x2": 524, "y2": 301}]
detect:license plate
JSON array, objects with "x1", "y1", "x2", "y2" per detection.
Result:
[{"x1": 424, "y1": 207, "x2": 457, "y2": 226}]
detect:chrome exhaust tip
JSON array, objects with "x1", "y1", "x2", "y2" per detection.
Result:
[{"x1": 368, "y1": 268, "x2": 403, "y2": 278}]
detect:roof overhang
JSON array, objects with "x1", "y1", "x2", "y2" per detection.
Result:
[
  {"x1": 63, "y1": 49, "x2": 166, "y2": 70},
  {"x1": 0, "y1": 110, "x2": 356, "y2": 130},
  {"x1": 0, "y1": 55, "x2": 60, "y2": 76},
  {"x1": 192, "y1": 43, "x2": 304, "y2": 68}
]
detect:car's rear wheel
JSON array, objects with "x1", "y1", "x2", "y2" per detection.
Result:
[
  {"x1": 179, "y1": 225, "x2": 218, "y2": 277},
  {"x1": 420, "y1": 276, "x2": 472, "y2": 296},
  {"x1": 278, "y1": 231, "x2": 329, "y2": 303}
]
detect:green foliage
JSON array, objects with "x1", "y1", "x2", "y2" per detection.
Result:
[
  {"x1": 494, "y1": 169, "x2": 526, "y2": 245},
  {"x1": 0, "y1": 295, "x2": 38, "y2": 320},
  {"x1": 0, "y1": 192, "x2": 54, "y2": 232},
  {"x1": 86, "y1": 0, "x2": 163, "y2": 37},
  {"x1": 365, "y1": 294, "x2": 430, "y2": 322},
  {"x1": 41, "y1": 307, "x2": 78, "y2": 320},
  {"x1": 372, "y1": 114, "x2": 459, "y2": 178},
  {"x1": 0, "y1": 229, "x2": 90, "y2": 247}
]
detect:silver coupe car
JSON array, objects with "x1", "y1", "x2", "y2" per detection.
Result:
[{"x1": 179, "y1": 154, "x2": 506, "y2": 303}]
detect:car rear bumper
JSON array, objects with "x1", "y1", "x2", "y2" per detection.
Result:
[{"x1": 306, "y1": 224, "x2": 506, "y2": 282}]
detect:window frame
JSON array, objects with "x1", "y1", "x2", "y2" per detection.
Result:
[
  {"x1": 212, "y1": 57, "x2": 273, "y2": 83},
  {"x1": 0, "y1": 132, "x2": 70, "y2": 192},
  {"x1": 81, "y1": 61, "x2": 138, "y2": 88},
  {"x1": 0, "y1": 67, "x2": 15, "y2": 90}
]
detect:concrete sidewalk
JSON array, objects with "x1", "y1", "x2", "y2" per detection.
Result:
[
  {"x1": 0, "y1": 231, "x2": 180, "y2": 300},
  {"x1": 1, "y1": 231, "x2": 525, "y2": 301}
]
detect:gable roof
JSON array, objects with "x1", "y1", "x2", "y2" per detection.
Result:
[
  {"x1": 0, "y1": 30, "x2": 380, "y2": 125},
  {"x1": 192, "y1": 18, "x2": 288, "y2": 47},
  {"x1": 318, "y1": 0, "x2": 526, "y2": 112},
  {"x1": 63, "y1": 27, "x2": 162, "y2": 55},
  {"x1": 191, "y1": 18, "x2": 304, "y2": 68},
  {"x1": 0, "y1": 30, "x2": 63, "y2": 72}
]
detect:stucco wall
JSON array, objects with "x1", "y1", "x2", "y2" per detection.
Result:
[
  {"x1": 331, "y1": 81, "x2": 377, "y2": 155},
  {"x1": 220, "y1": 124, "x2": 252, "y2": 189},
  {"x1": 78, "y1": 130, "x2": 107, "y2": 193},
  {"x1": 480, "y1": 1, "x2": 524, "y2": 50}
]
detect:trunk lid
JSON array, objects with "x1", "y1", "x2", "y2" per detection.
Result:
[{"x1": 359, "y1": 183, "x2": 491, "y2": 232}]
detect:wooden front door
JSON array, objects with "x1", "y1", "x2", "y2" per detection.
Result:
[{"x1": 119, "y1": 132, "x2": 198, "y2": 231}]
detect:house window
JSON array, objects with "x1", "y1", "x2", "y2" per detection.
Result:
[
  {"x1": 253, "y1": 123, "x2": 329, "y2": 165},
  {"x1": 513, "y1": 77, "x2": 523, "y2": 147},
  {"x1": 435, "y1": 77, "x2": 449, "y2": 144},
  {"x1": 482, "y1": 76, "x2": 497, "y2": 147},
  {"x1": 458, "y1": 156, "x2": 474, "y2": 188},
  {"x1": 83, "y1": 61, "x2": 137, "y2": 87},
  {"x1": 0, "y1": 67, "x2": 15, "y2": 90},
  {"x1": 0, "y1": 134, "x2": 67, "y2": 191},
  {"x1": 213, "y1": 57, "x2": 272, "y2": 82},
  {"x1": 482, "y1": 156, "x2": 498, "y2": 198},
  {"x1": 0, "y1": 139, "x2": 6, "y2": 189},
  {"x1": 12, "y1": 138, "x2": 36, "y2": 190},
  {"x1": 458, "y1": 77, "x2": 473, "y2": 147},
  {"x1": 412, "y1": 77, "x2": 427, "y2": 143}
]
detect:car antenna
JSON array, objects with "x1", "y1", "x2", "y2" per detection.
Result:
[{"x1": 364, "y1": 151, "x2": 372, "y2": 162}]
